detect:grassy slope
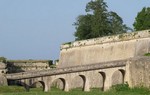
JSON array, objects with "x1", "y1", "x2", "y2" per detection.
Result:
[{"x1": 0, "y1": 85, "x2": 150, "y2": 95}]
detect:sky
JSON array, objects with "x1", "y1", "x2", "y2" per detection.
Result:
[{"x1": 0, "y1": 0, "x2": 150, "y2": 60}]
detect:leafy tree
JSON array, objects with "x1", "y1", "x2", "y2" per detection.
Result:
[
  {"x1": 86, "y1": 0, "x2": 109, "y2": 37},
  {"x1": 74, "y1": 0, "x2": 130, "y2": 40},
  {"x1": 133, "y1": 7, "x2": 150, "y2": 31},
  {"x1": 0, "y1": 57, "x2": 7, "y2": 63},
  {"x1": 74, "y1": 14, "x2": 93, "y2": 40},
  {"x1": 108, "y1": 12, "x2": 129, "y2": 35}
]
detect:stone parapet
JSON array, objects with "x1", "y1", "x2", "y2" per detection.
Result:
[
  {"x1": 61, "y1": 30, "x2": 150, "y2": 49},
  {"x1": 6, "y1": 59, "x2": 126, "y2": 80},
  {"x1": 7, "y1": 60, "x2": 53, "y2": 73},
  {"x1": 59, "y1": 30, "x2": 150, "y2": 68}
]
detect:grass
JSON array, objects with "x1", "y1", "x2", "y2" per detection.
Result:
[
  {"x1": 144, "y1": 53, "x2": 150, "y2": 56},
  {"x1": 1, "y1": 84, "x2": 150, "y2": 95}
]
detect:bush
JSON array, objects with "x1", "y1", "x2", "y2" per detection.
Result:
[{"x1": 112, "y1": 84, "x2": 129, "y2": 91}]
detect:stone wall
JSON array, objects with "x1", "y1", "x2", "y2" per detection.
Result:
[
  {"x1": 128, "y1": 57, "x2": 150, "y2": 87},
  {"x1": 7, "y1": 60, "x2": 53, "y2": 73},
  {"x1": 0, "y1": 62, "x2": 7, "y2": 86},
  {"x1": 0, "y1": 62, "x2": 7, "y2": 74},
  {"x1": 59, "y1": 30, "x2": 150, "y2": 68}
]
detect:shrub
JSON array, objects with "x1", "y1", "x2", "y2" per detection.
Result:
[{"x1": 112, "y1": 84, "x2": 129, "y2": 91}]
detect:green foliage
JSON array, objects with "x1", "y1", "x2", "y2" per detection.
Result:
[
  {"x1": 50, "y1": 64, "x2": 57, "y2": 68},
  {"x1": 1, "y1": 85, "x2": 150, "y2": 95},
  {"x1": 0, "y1": 57, "x2": 7, "y2": 63},
  {"x1": 74, "y1": 0, "x2": 131, "y2": 40},
  {"x1": 144, "y1": 53, "x2": 150, "y2": 56},
  {"x1": 133, "y1": 7, "x2": 150, "y2": 31},
  {"x1": 0, "y1": 86, "x2": 25, "y2": 93},
  {"x1": 63, "y1": 42, "x2": 72, "y2": 45},
  {"x1": 112, "y1": 84, "x2": 129, "y2": 91}
]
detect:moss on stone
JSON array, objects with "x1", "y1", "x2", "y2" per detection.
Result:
[{"x1": 144, "y1": 53, "x2": 150, "y2": 56}]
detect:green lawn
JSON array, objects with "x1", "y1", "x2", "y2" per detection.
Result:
[{"x1": 0, "y1": 85, "x2": 150, "y2": 95}]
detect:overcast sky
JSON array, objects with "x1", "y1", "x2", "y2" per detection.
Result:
[{"x1": 0, "y1": 0, "x2": 150, "y2": 60}]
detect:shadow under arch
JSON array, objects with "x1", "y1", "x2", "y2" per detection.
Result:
[
  {"x1": 71, "y1": 74, "x2": 88, "y2": 91},
  {"x1": 30, "y1": 81, "x2": 46, "y2": 91},
  {"x1": 99, "y1": 72, "x2": 106, "y2": 91},
  {"x1": 14, "y1": 80, "x2": 30, "y2": 92},
  {"x1": 119, "y1": 69, "x2": 126, "y2": 83},
  {"x1": 111, "y1": 69, "x2": 125, "y2": 86},
  {"x1": 51, "y1": 78, "x2": 68, "y2": 91}
]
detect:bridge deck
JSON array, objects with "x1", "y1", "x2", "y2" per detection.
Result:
[{"x1": 6, "y1": 60, "x2": 127, "y2": 80}]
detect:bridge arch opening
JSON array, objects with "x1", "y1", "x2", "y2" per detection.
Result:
[
  {"x1": 30, "y1": 81, "x2": 45, "y2": 92},
  {"x1": 51, "y1": 78, "x2": 67, "y2": 91},
  {"x1": 111, "y1": 69, "x2": 125, "y2": 86},
  {"x1": 71, "y1": 75, "x2": 88, "y2": 91},
  {"x1": 13, "y1": 80, "x2": 30, "y2": 91},
  {"x1": 90, "y1": 72, "x2": 106, "y2": 91},
  {"x1": 99, "y1": 72, "x2": 106, "y2": 91}
]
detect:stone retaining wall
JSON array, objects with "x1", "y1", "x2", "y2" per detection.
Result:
[{"x1": 59, "y1": 30, "x2": 150, "y2": 68}]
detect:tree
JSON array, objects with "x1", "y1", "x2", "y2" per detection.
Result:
[
  {"x1": 74, "y1": 0, "x2": 130, "y2": 40},
  {"x1": 0, "y1": 57, "x2": 7, "y2": 63},
  {"x1": 108, "y1": 12, "x2": 129, "y2": 34},
  {"x1": 74, "y1": 14, "x2": 93, "y2": 40},
  {"x1": 86, "y1": 0, "x2": 109, "y2": 37},
  {"x1": 133, "y1": 7, "x2": 150, "y2": 31}
]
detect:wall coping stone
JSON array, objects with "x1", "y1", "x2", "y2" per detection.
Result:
[{"x1": 61, "y1": 30, "x2": 150, "y2": 50}]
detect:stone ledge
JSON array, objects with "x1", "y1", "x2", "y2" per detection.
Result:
[
  {"x1": 7, "y1": 56, "x2": 150, "y2": 80},
  {"x1": 6, "y1": 59, "x2": 127, "y2": 80},
  {"x1": 7, "y1": 60, "x2": 52, "y2": 63},
  {"x1": 61, "y1": 30, "x2": 150, "y2": 49}
]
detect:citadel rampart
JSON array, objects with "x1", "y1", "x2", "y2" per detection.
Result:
[
  {"x1": 7, "y1": 60, "x2": 53, "y2": 73},
  {"x1": 6, "y1": 57, "x2": 150, "y2": 91},
  {"x1": 0, "y1": 62, "x2": 7, "y2": 86},
  {"x1": 59, "y1": 30, "x2": 150, "y2": 68},
  {"x1": 1, "y1": 30, "x2": 150, "y2": 92}
]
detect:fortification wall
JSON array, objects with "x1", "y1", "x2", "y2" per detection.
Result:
[
  {"x1": 0, "y1": 62, "x2": 7, "y2": 86},
  {"x1": 128, "y1": 57, "x2": 150, "y2": 87},
  {"x1": 7, "y1": 60, "x2": 52, "y2": 73},
  {"x1": 59, "y1": 30, "x2": 150, "y2": 68}
]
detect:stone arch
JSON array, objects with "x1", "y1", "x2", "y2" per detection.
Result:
[
  {"x1": 15, "y1": 80, "x2": 30, "y2": 91},
  {"x1": 111, "y1": 69, "x2": 125, "y2": 86},
  {"x1": 71, "y1": 74, "x2": 90, "y2": 91},
  {"x1": 30, "y1": 81, "x2": 46, "y2": 91},
  {"x1": 51, "y1": 78, "x2": 69, "y2": 91},
  {"x1": 0, "y1": 75, "x2": 7, "y2": 86},
  {"x1": 99, "y1": 72, "x2": 106, "y2": 91},
  {"x1": 90, "y1": 71, "x2": 106, "y2": 91}
]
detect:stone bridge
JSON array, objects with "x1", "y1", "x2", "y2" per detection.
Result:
[
  {"x1": 5, "y1": 30, "x2": 150, "y2": 92},
  {"x1": 6, "y1": 60, "x2": 128, "y2": 92}
]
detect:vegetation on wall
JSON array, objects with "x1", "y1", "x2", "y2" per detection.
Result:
[
  {"x1": 0, "y1": 57, "x2": 7, "y2": 63},
  {"x1": 133, "y1": 7, "x2": 150, "y2": 31},
  {"x1": 73, "y1": 0, "x2": 131, "y2": 40},
  {"x1": 144, "y1": 53, "x2": 150, "y2": 56}
]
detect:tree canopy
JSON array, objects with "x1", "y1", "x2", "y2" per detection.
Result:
[
  {"x1": 133, "y1": 7, "x2": 150, "y2": 31},
  {"x1": 74, "y1": 0, "x2": 130, "y2": 40},
  {"x1": 0, "y1": 57, "x2": 7, "y2": 63}
]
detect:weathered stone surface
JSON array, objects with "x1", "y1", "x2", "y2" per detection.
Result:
[
  {"x1": 4, "y1": 30, "x2": 150, "y2": 92},
  {"x1": 0, "y1": 75, "x2": 7, "y2": 86},
  {"x1": 0, "y1": 62, "x2": 7, "y2": 86},
  {"x1": 6, "y1": 56, "x2": 150, "y2": 91},
  {"x1": 59, "y1": 30, "x2": 150, "y2": 68},
  {"x1": 6, "y1": 60, "x2": 126, "y2": 80},
  {"x1": 128, "y1": 57, "x2": 150, "y2": 87},
  {"x1": 7, "y1": 60, "x2": 52, "y2": 73}
]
